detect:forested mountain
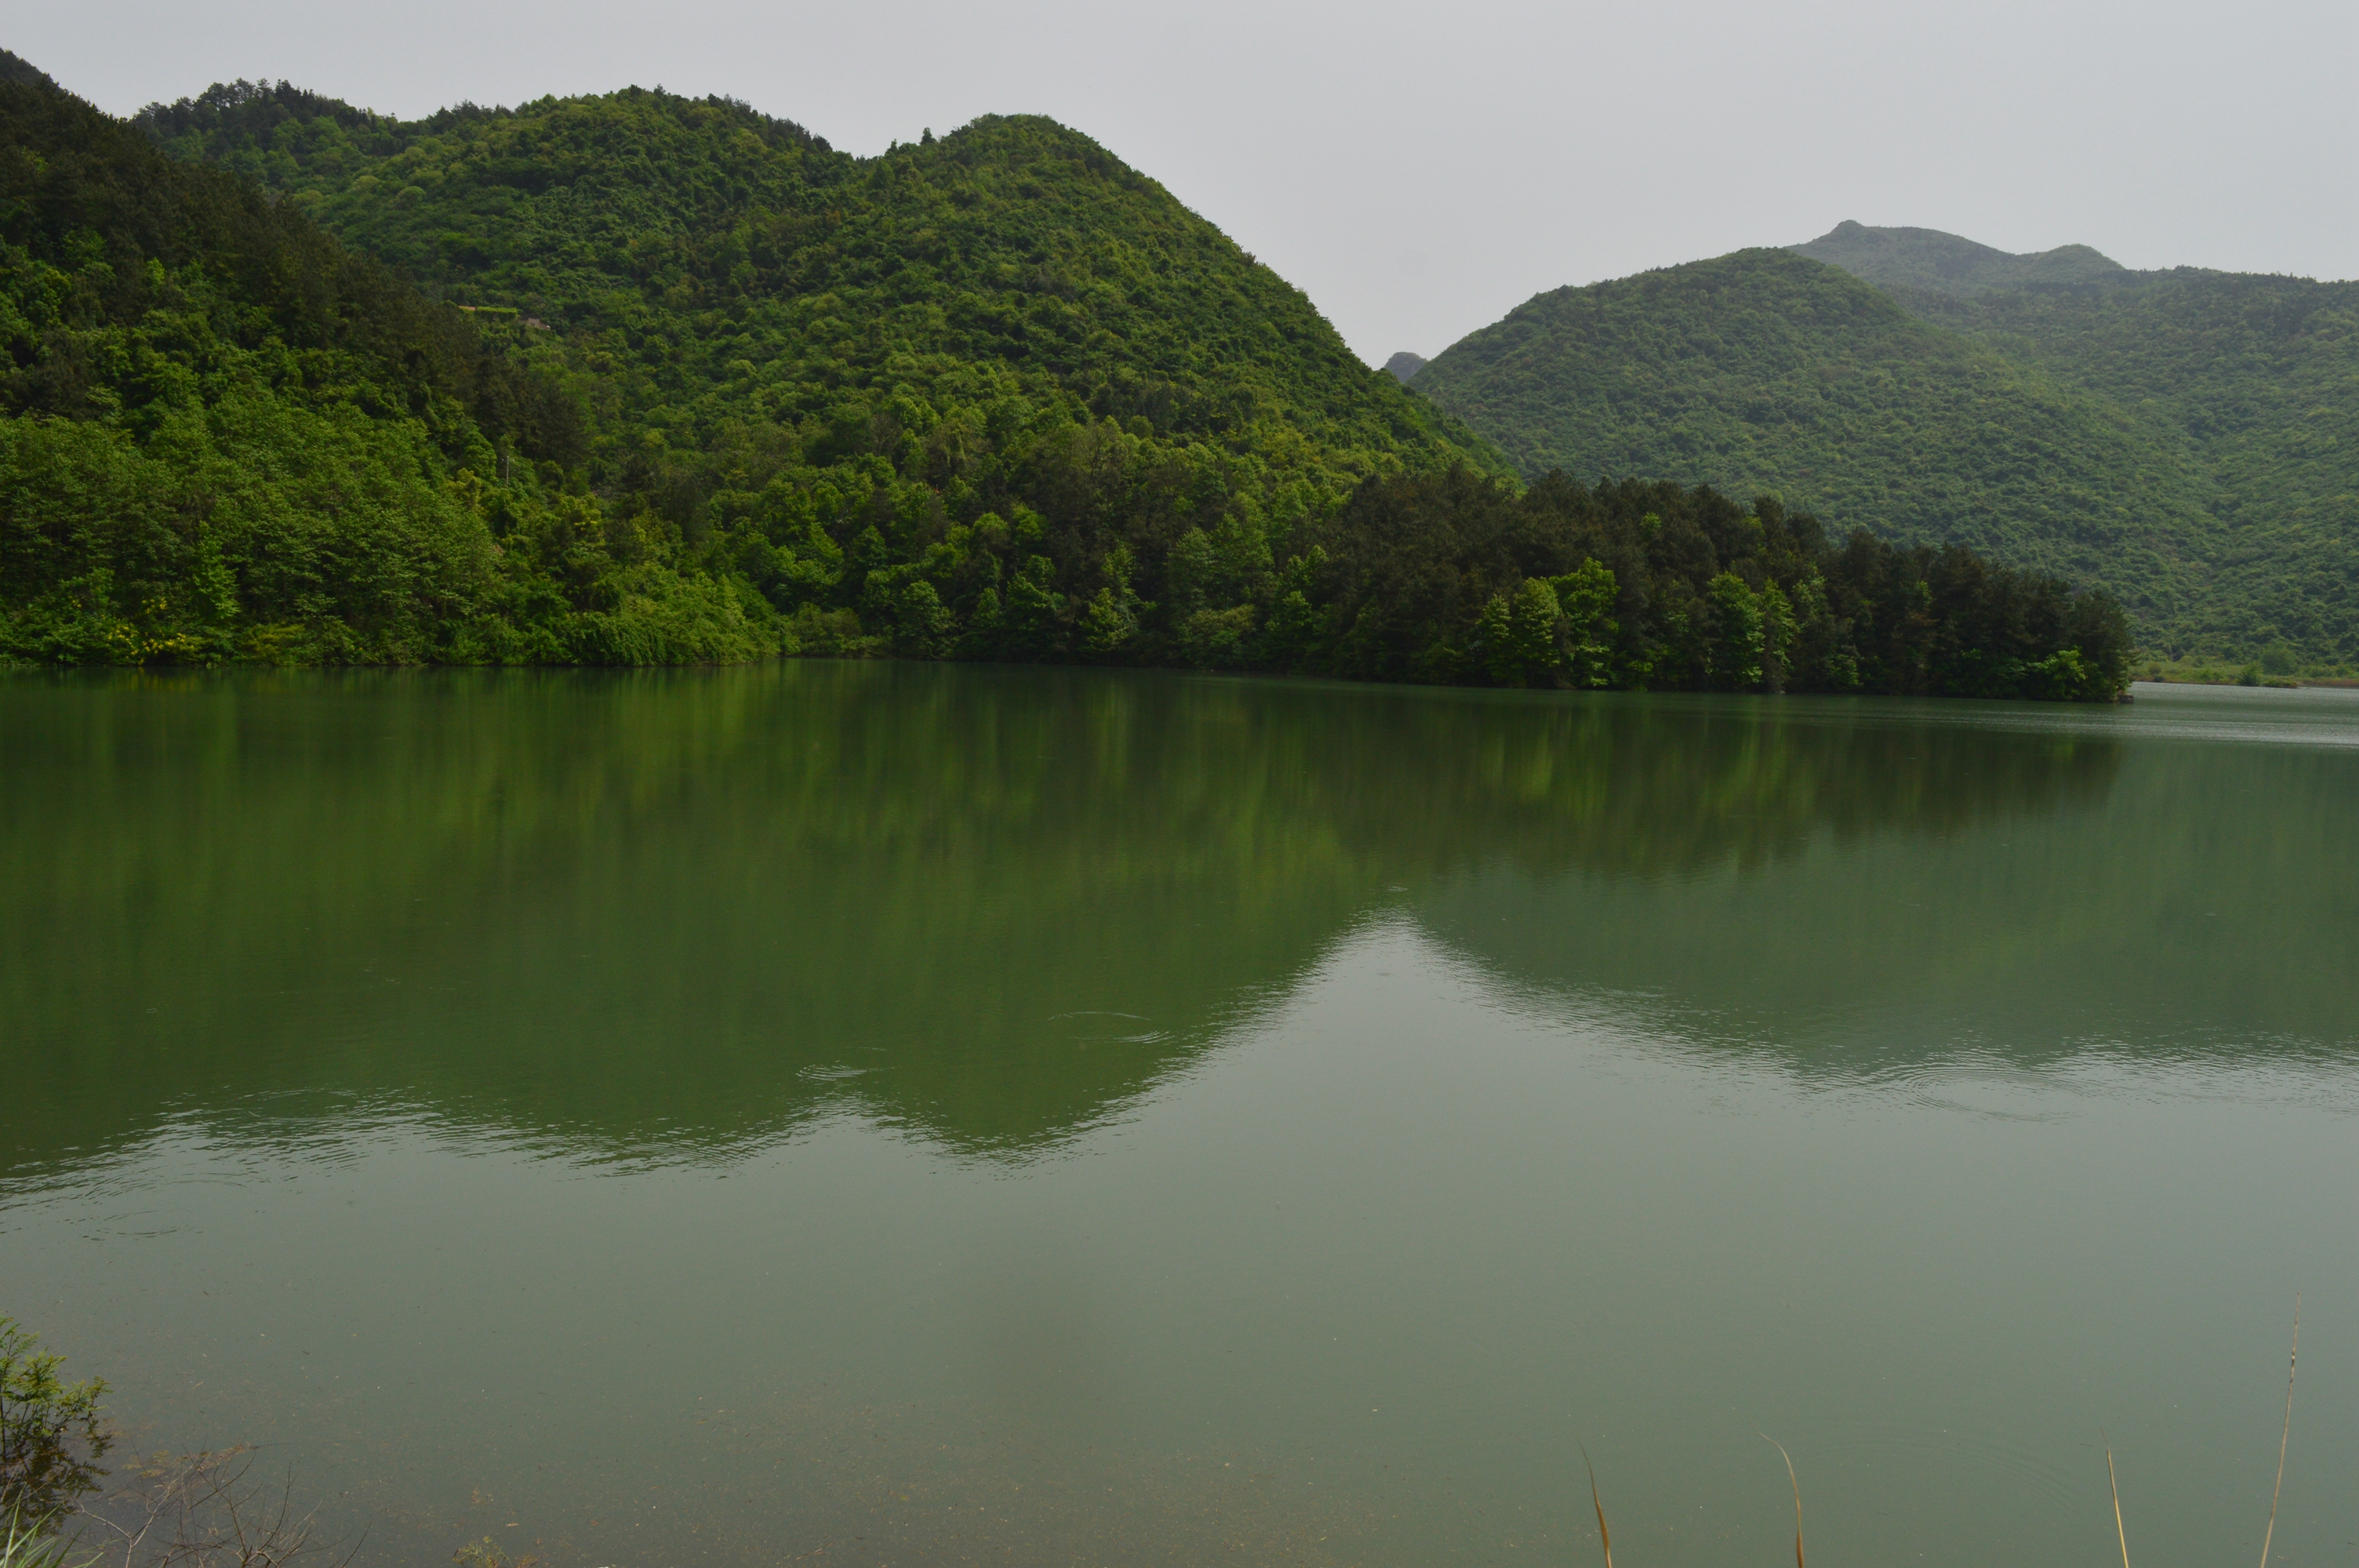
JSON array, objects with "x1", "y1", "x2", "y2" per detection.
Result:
[
  {"x1": 134, "y1": 82, "x2": 1470, "y2": 488},
  {"x1": 133, "y1": 82, "x2": 1498, "y2": 541},
  {"x1": 114, "y1": 78, "x2": 1550, "y2": 664},
  {"x1": 0, "y1": 48, "x2": 52, "y2": 89},
  {"x1": 1793, "y1": 220, "x2": 2125, "y2": 298},
  {"x1": 1812, "y1": 226, "x2": 2357, "y2": 660},
  {"x1": 0, "y1": 61, "x2": 2129, "y2": 693},
  {"x1": 1410, "y1": 229, "x2": 2357, "y2": 662},
  {"x1": 1406, "y1": 251, "x2": 2219, "y2": 641},
  {"x1": 114, "y1": 77, "x2": 2123, "y2": 691},
  {"x1": 1, "y1": 70, "x2": 783, "y2": 662}
]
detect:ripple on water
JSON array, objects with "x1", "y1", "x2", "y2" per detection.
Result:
[{"x1": 1882, "y1": 1059, "x2": 2081, "y2": 1123}]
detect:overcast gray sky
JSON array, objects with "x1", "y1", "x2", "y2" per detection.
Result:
[{"x1": 19, "y1": 0, "x2": 2355, "y2": 364}]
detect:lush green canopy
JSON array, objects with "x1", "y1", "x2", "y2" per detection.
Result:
[
  {"x1": 1291, "y1": 470, "x2": 2128, "y2": 699},
  {"x1": 2, "y1": 75, "x2": 780, "y2": 663},
  {"x1": 136, "y1": 82, "x2": 1499, "y2": 517},
  {"x1": 0, "y1": 67, "x2": 2129, "y2": 696},
  {"x1": 1894, "y1": 267, "x2": 2359, "y2": 662},
  {"x1": 1412, "y1": 230, "x2": 2357, "y2": 663}
]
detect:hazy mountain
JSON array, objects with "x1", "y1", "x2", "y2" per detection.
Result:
[
  {"x1": 1408, "y1": 250, "x2": 2223, "y2": 641},
  {"x1": 1414, "y1": 235, "x2": 2357, "y2": 660},
  {"x1": 1792, "y1": 220, "x2": 2125, "y2": 298},
  {"x1": 1384, "y1": 351, "x2": 1428, "y2": 383}
]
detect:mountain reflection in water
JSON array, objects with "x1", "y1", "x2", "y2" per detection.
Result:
[
  {"x1": 3, "y1": 669, "x2": 2356, "y2": 1568},
  {"x1": 2, "y1": 663, "x2": 2178, "y2": 1173}
]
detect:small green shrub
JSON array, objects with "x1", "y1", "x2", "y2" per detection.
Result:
[{"x1": 0, "y1": 1319, "x2": 110, "y2": 1537}]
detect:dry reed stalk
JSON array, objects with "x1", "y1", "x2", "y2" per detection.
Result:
[
  {"x1": 2104, "y1": 1435, "x2": 2128, "y2": 1568},
  {"x1": 1580, "y1": 1448, "x2": 1612, "y2": 1568},
  {"x1": 2255, "y1": 1296, "x2": 2299, "y2": 1568},
  {"x1": 1758, "y1": 1435, "x2": 1803, "y2": 1568}
]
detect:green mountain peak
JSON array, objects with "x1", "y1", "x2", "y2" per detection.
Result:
[
  {"x1": 1793, "y1": 220, "x2": 2125, "y2": 298},
  {"x1": 133, "y1": 85, "x2": 1498, "y2": 489},
  {"x1": 1411, "y1": 249, "x2": 2181, "y2": 612},
  {"x1": 13, "y1": 71, "x2": 1558, "y2": 675},
  {"x1": 1412, "y1": 233, "x2": 2357, "y2": 661}
]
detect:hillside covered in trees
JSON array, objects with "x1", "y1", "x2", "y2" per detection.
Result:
[
  {"x1": 0, "y1": 46, "x2": 53, "y2": 89},
  {"x1": 1, "y1": 62, "x2": 2131, "y2": 695},
  {"x1": 1408, "y1": 228, "x2": 2357, "y2": 664},
  {"x1": 1815, "y1": 225, "x2": 2357, "y2": 665},
  {"x1": 131, "y1": 81, "x2": 1502, "y2": 554},
  {"x1": 0, "y1": 70, "x2": 799, "y2": 662}
]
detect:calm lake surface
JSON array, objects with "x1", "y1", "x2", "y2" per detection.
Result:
[{"x1": 3, "y1": 666, "x2": 2354, "y2": 1566}]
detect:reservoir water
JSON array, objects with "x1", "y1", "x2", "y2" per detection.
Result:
[{"x1": 2, "y1": 666, "x2": 2354, "y2": 1566}]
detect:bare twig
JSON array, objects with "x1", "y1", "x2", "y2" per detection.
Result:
[
  {"x1": 78, "y1": 1449, "x2": 351, "y2": 1568},
  {"x1": 2103, "y1": 1432, "x2": 2128, "y2": 1568}
]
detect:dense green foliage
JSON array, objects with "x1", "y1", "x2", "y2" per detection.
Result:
[
  {"x1": 138, "y1": 82, "x2": 1477, "y2": 477},
  {"x1": 124, "y1": 80, "x2": 1508, "y2": 664},
  {"x1": 1893, "y1": 266, "x2": 2359, "y2": 659},
  {"x1": 1408, "y1": 251, "x2": 2224, "y2": 650},
  {"x1": 1293, "y1": 470, "x2": 2129, "y2": 697},
  {"x1": 1415, "y1": 230, "x2": 2357, "y2": 662},
  {"x1": 117, "y1": 82, "x2": 2137, "y2": 690},
  {"x1": 0, "y1": 1316, "x2": 108, "y2": 1530},
  {"x1": 0, "y1": 67, "x2": 2130, "y2": 691},
  {"x1": 0, "y1": 49, "x2": 52, "y2": 91},
  {"x1": 1, "y1": 76, "x2": 783, "y2": 663}
]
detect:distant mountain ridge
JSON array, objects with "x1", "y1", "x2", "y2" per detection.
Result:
[
  {"x1": 1792, "y1": 220, "x2": 2125, "y2": 298},
  {"x1": 1412, "y1": 226, "x2": 2358, "y2": 660},
  {"x1": 1408, "y1": 250, "x2": 2213, "y2": 625}
]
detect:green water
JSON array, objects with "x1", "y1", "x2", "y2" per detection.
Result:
[{"x1": 2, "y1": 666, "x2": 2353, "y2": 1566}]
